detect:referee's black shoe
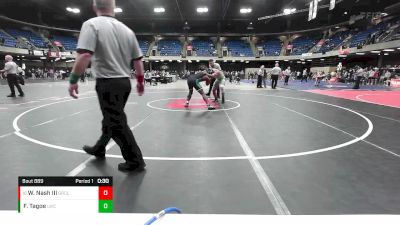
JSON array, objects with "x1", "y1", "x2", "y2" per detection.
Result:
[
  {"x1": 118, "y1": 162, "x2": 146, "y2": 172},
  {"x1": 82, "y1": 145, "x2": 106, "y2": 159}
]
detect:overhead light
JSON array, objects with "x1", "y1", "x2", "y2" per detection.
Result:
[
  {"x1": 339, "y1": 54, "x2": 347, "y2": 57},
  {"x1": 384, "y1": 53, "x2": 389, "y2": 56},
  {"x1": 381, "y1": 12, "x2": 388, "y2": 16},
  {"x1": 196, "y1": 60, "x2": 200, "y2": 62},
  {"x1": 160, "y1": 59, "x2": 164, "y2": 62},
  {"x1": 169, "y1": 60, "x2": 172, "y2": 62},
  {"x1": 61, "y1": 57, "x2": 66, "y2": 59},
  {"x1": 240, "y1": 60, "x2": 244, "y2": 62},
  {"x1": 197, "y1": 7, "x2": 208, "y2": 13},
  {"x1": 356, "y1": 52, "x2": 365, "y2": 55},
  {"x1": 223, "y1": 60, "x2": 227, "y2": 62},
  {"x1": 177, "y1": 60, "x2": 182, "y2": 63},
  {"x1": 40, "y1": 57, "x2": 46, "y2": 60},
  {"x1": 300, "y1": 58, "x2": 305, "y2": 61},
  {"x1": 284, "y1": 60, "x2": 289, "y2": 62},
  {"x1": 335, "y1": 26, "x2": 340, "y2": 29},
  {"x1": 383, "y1": 49, "x2": 395, "y2": 52},
  {"x1": 275, "y1": 61, "x2": 279, "y2": 63},
  {"x1": 240, "y1": 8, "x2": 252, "y2": 14},
  {"x1": 283, "y1": 8, "x2": 296, "y2": 15},
  {"x1": 21, "y1": 56, "x2": 25, "y2": 58},
  {"x1": 320, "y1": 59, "x2": 325, "y2": 61},
  {"x1": 344, "y1": 12, "x2": 348, "y2": 15},
  {"x1": 371, "y1": 51, "x2": 381, "y2": 54},
  {"x1": 66, "y1": 7, "x2": 80, "y2": 14},
  {"x1": 397, "y1": 48, "x2": 400, "y2": 50},
  {"x1": 245, "y1": 61, "x2": 249, "y2": 63},
  {"x1": 154, "y1": 7, "x2": 165, "y2": 13},
  {"x1": 114, "y1": 7, "x2": 123, "y2": 13},
  {"x1": 188, "y1": 60, "x2": 192, "y2": 63},
  {"x1": 307, "y1": 59, "x2": 312, "y2": 62},
  {"x1": 155, "y1": 60, "x2": 159, "y2": 62}
]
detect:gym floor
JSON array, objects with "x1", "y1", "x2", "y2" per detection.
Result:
[{"x1": 0, "y1": 79, "x2": 399, "y2": 215}]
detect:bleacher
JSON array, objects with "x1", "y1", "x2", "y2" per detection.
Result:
[
  {"x1": 139, "y1": 40, "x2": 150, "y2": 55},
  {"x1": 225, "y1": 40, "x2": 253, "y2": 57},
  {"x1": 290, "y1": 36, "x2": 320, "y2": 55},
  {"x1": 257, "y1": 39, "x2": 282, "y2": 56},
  {"x1": 52, "y1": 35, "x2": 77, "y2": 51},
  {"x1": 191, "y1": 39, "x2": 216, "y2": 56},
  {"x1": 0, "y1": 30, "x2": 17, "y2": 48},
  {"x1": 349, "y1": 23, "x2": 387, "y2": 48},
  {"x1": 158, "y1": 39, "x2": 182, "y2": 56},
  {"x1": 318, "y1": 30, "x2": 353, "y2": 53},
  {"x1": 6, "y1": 29, "x2": 47, "y2": 48}
]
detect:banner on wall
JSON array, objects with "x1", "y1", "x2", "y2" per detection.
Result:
[
  {"x1": 59, "y1": 52, "x2": 73, "y2": 57},
  {"x1": 47, "y1": 51, "x2": 60, "y2": 58},
  {"x1": 30, "y1": 50, "x2": 44, "y2": 56}
]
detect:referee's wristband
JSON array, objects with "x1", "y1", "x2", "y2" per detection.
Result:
[
  {"x1": 137, "y1": 75, "x2": 144, "y2": 83},
  {"x1": 69, "y1": 72, "x2": 80, "y2": 84}
]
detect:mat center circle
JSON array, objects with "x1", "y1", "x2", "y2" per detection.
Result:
[{"x1": 147, "y1": 98, "x2": 241, "y2": 112}]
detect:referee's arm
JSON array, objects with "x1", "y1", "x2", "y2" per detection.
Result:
[
  {"x1": 131, "y1": 33, "x2": 145, "y2": 96},
  {"x1": 69, "y1": 21, "x2": 96, "y2": 99}
]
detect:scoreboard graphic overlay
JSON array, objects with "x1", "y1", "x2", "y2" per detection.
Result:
[{"x1": 18, "y1": 177, "x2": 113, "y2": 213}]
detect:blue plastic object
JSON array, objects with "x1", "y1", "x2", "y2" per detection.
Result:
[{"x1": 144, "y1": 207, "x2": 182, "y2": 225}]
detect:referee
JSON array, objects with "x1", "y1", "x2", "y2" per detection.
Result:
[
  {"x1": 270, "y1": 63, "x2": 282, "y2": 89},
  {"x1": 0, "y1": 55, "x2": 24, "y2": 97},
  {"x1": 68, "y1": 0, "x2": 146, "y2": 172}
]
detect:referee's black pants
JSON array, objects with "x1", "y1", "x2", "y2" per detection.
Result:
[
  {"x1": 7, "y1": 74, "x2": 23, "y2": 95},
  {"x1": 271, "y1": 75, "x2": 279, "y2": 89},
  {"x1": 94, "y1": 78, "x2": 145, "y2": 167},
  {"x1": 257, "y1": 75, "x2": 262, "y2": 88},
  {"x1": 353, "y1": 76, "x2": 362, "y2": 89}
]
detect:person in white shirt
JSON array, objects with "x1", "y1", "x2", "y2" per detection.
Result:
[
  {"x1": 384, "y1": 70, "x2": 392, "y2": 86},
  {"x1": 353, "y1": 66, "x2": 365, "y2": 89},
  {"x1": 256, "y1": 65, "x2": 264, "y2": 88},
  {"x1": 270, "y1": 63, "x2": 282, "y2": 89},
  {"x1": 283, "y1": 67, "x2": 291, "y2": 86},
  {"x1": 301, "y1": 68, "x2": 308, "y2": 83},
  {"x1": 0, "y1": 55, "x2": 24, "y2": 97}
]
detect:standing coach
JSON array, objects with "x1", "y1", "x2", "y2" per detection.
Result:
[{"x1": 68, "y1": 0, "x2": 146, "y2": 172}]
